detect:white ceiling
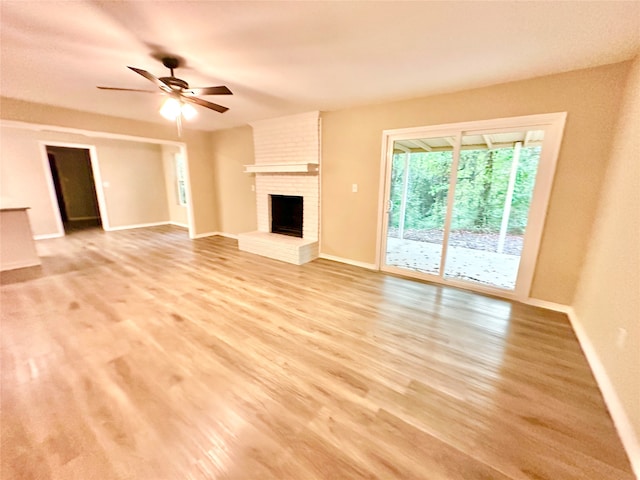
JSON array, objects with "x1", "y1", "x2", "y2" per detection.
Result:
[{"x1": 1, "y1": 1, "x2": 639, "y2": 132}]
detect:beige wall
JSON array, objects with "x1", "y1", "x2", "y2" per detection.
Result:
[
  {"x1": 210, "y1": 126, "x2": 256, "y2": 235},
  {"x1": 161, "y1": 145, "x2": 189, "y2": 227},
  {"x1": 181, "y1": 128, "x2": 218, "y2": 234},
  {"x1": 0, "y1": 97, "x2": 217, "y2": 235},
  {"x1": 321, "y1": 61, "x2": 630, "y2": 304},
  {"x1": 1, "y1": 97, "x2": 178, "y2": 140},
  {"x1": 0, "y1": 127, "x2": 60, "y2": 235},
  {"x1": 94, "y1": 139, "x2": 169, "y2": 228},
  {"x1": 0, "y1": 125, "x2": 181, "y2": 233},
  {"x1": 573, "y1": 56, "x2": 640, "y2": 445}
]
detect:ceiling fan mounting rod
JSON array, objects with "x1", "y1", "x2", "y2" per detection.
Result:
[{"x1": 162, "y1": 57, "x2": 180, "y2": 78}]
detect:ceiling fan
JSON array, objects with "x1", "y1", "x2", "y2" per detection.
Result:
[{"x1": 98, "y1": 57, "x2": 232, "y2": 132}]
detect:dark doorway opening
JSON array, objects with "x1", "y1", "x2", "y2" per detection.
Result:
[
  {"x1": 270, "y1": 195, "x2": 303, "y2": 238},
  {"x1": 46, "y1": 146, "x2": 102, "y2": 233}
]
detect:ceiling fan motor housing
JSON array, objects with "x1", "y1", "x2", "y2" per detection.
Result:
[
  {"x1": 162, "y1": 57, "x2": 180, "y2": 70},
  {"x1": 160, "y1": 77, "x2": 189, "y2": 90}
]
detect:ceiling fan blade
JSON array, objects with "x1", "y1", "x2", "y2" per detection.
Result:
[
  {"x1": 97, "y1": 86, "x2": 157, "y2": 93},
  {"x1": 187, "y1": 86, "x2": 232, "y2": 96},
  {"x1": 127, "y1": 66, "x2": 167, "y2": 88},
  {"x1": 182, "y1": 95, "x2": 229, "y2": 113}
]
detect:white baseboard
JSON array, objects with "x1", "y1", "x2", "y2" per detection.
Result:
[
  {"x1": 33, "y1": 232, "x2": 64, "y2": 240},
  {"x1": 521, "y1": 300, "x2": 639, "y2": 476},
  {"x1": 169, "y1": 222, "x2": 189, "y2": 228},
  {"x1": 318, "y1": 253, "x2": 377, "y2": 270},
  {"x1": 104, "y1": 221, "x2": 169, "y2": 232},
  {"x1": 567, "y1": 307, "x2": 640, "y2": 478},
  {"x1": 191, "y1": 231, "x2": 217, "y2": 239},
  {"x1": 192, "y1": 231, "x2": 239, "y2": 240},
  {"x1": 215, "y1": 232, "x2": 238, "y2": 240},
  {"x1": 521, "y1": 298, "x2": 572, "y2": 314}
]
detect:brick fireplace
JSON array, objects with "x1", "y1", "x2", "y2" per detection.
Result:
[{"x1": 238, "y1": 111, "x2": 320, "y2": 265}]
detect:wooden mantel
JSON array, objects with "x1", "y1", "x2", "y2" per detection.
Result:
[{"x1": 243, "y1": 163, "x2": 319, "y2": 174}]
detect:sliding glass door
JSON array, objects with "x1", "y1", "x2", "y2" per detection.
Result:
[
  {"x1": 380, "y1": 114, "x2": 565, "y2": 300},
  {"x1": 385, "y1": 136, "x2": 454, "y2": 276}
]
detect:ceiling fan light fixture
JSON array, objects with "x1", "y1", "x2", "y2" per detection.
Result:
[
  {"x1": 160, "y1": 97, "x2": 181, "y2": 121},
  {"x1": 160, "y1": 97, "x2": 198, "y2": 122},
  {"x1": 181, "y1": 102, "x2": 198, "y2": 121}
]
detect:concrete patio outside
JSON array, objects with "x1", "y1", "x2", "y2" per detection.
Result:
[{"x1": 385, "y1": 237, "x2": 521, "y2": 289}]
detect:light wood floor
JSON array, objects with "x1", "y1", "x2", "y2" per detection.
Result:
[{"x1": 1, "y1": 226, "x2": 633, "y2": 479}]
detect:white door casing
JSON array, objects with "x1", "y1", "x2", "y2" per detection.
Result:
[{"x1": 376, "y1": 112, "x2": 567, "y2": 302}]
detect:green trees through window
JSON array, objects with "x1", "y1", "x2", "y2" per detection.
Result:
[{"x1": 389, "y1": 146, "x2": 540, "y2": 235}]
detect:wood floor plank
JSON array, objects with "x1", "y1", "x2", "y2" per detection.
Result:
[{"x1": 0, "y1": 225, "x2": 634, "y2": 479}]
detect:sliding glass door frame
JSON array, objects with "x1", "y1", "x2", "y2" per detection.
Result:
[{"x1": 376, "y1": 113, "x2": 567, "y2": 302}]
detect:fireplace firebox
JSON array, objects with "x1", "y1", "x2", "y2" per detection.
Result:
[{"x1": 270, "y1": 195, "x2": 303, "y2": 238}]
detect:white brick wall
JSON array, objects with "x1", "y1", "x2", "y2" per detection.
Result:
[
  {"x1": 240, "y1": 111, "x2": 320, "y2": 264},
  {"x1": 252, "y1": 111, "x2": 320, "y2": 165}
]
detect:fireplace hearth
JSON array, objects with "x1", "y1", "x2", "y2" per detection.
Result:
[{"x1": 271, "y1": 195, "x2": 303, "y2": 238}]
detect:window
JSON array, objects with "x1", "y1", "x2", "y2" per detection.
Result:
[{"x1": 175, "y1": 154, "x2": 187, "y2": 206}]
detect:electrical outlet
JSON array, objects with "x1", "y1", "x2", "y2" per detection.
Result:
[
  {"x1": 251, "y1": 184, "x2": 255, "y2": 192},
  {"x1": 352, "y1": 183, "x2": 358, "y2": 193}
]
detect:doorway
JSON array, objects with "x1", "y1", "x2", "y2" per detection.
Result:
[
  {"x1": 46, "y1": 146, "x2": 102, "y2": 233},
  {"x1": 378, "y1": 113, "x2": 566, "y2": 301}
]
